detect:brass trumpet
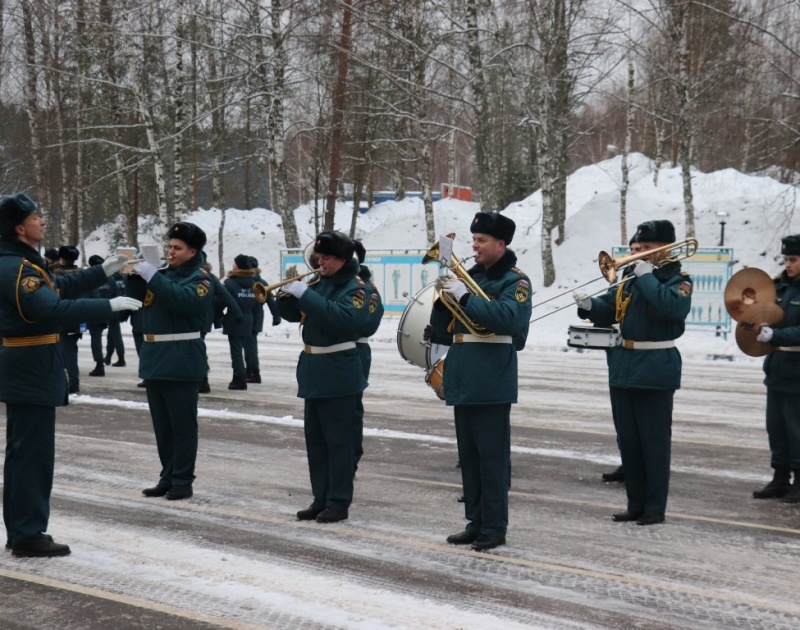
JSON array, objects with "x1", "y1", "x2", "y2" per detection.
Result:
[
  {"x1": 253, "y1": 269, "x2": 318, "y2": 303},
  {"x1": 422, "y1": 234, "x2": 493, "y2": 338},
  {"x1": 598, "y1": 238, "x2": 698, "y2": 283}
]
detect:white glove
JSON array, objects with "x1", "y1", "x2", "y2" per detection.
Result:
[
  {"x1": 109, "y1": 296, "x2": 142, "y2": 312},
  {"x1": 284, "y1": 280, "x2": 308, "y2": 299},
  {"x1": 133, "y1": 260, "x2": 158, "y2": 282},
  {"x1": 633, "y1": 260, "x2": 654, "y2": 278},
  {"x1": 442, "y1": 280, "x2": 468, "y2": 302},
  {"x1": 757, "y1": 326, "x2": 773, "y2": 343},
  {"x1": 573, "y1": 292, "x2": 592, "y2": 311},
  {"x1": 102, "y1": 254, "x2": 129, "y2": 277}
]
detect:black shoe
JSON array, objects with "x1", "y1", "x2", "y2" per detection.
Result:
[
  {"x1": 6, "y1": 533, "x2": 53, "y2": 550},
  {"x1": 637, "y1": 514, "x2": 665, "y2": 526},
  {"x1": 198, "y1": 378, "x2": 210, "y2": 394},
  {"x1": 228, "y1": 377, "x2": 247, "y2": 390},
  {"x1": 456, "y1": 495, "x2": 465, "y2": 503},
  {"x1": 782, "y1": 474, "x2": 800, "y2": 503},
  {"x1": 165, "y1": 485, "x2": 193, "y2": 501},
  {"x1": 296, "y1": 504, "x2": 324, "y2": 521},
  {"x1": 446, "y1": 529, "x2": 478, "y2": 545},
  {"x1": 142, "y1": 484, "x2": 172, "y2": 497},
  {"x1": 602, "y1": 465, "x2": 625, "y2": 482},
  {"x1": 612, "y1": 511, "x2": 642, "y2": 522},
  {"x1": 137, "y1": 380, "x2": 147, "y2": 388},
  {"x1": 315, "y1": 508, "x2": 348, "y2": 523},
  {"x1": 112, "y1": 359, "x2": 126, "y2": 367},
  {"x1": 753, "y1": 468, "x2": 791, "y2": 499},
  {"x1": 68, "y1": 385, "x2": 79, "y2": 394},
  {"x1": 471, "y1": 534, "x2": 506, "y2": 551},
  {"x1": 12, "y1": 538, "x2": 71, "y2": 557},
  {"x1": 246, "y1": 370, "x2": 261, "y2": 384},
  {"x1": 104, "y1": 354, "x2": 113, "y2": 365},
  {"x1": 89, "y1": 362, "x2": 105, "y2": 377}
]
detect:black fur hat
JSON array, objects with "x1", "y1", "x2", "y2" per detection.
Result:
[
  {"x1": 44, "y1": 248, "x2": 59, "y2": 262},
  {"x1": 353, "y1": 241, "x2": 366, "y2": 264},
  {"x1": 248, "y1": 256, "x2": 259, "y2": 269},
  {"x1": 313, "y1": 230, "x2": 355, "y2": 260},
  {"x1": 234, "y1": 254, "x2": 254, "y2": 270},
  {"x1": 167, "y1": 221, "x2": 206, "y2": 251},
  {"x1": 88, "y1": 255, "x2": 105, "y2": 266},
  {"x1": 635, "y1": 220, "x2": 675, "y2": 244},
  {"x1": 781, "y1": 235, "x2": 800, "y2": 256},
  {"x1": 58, "y1": 245, "x2": 80, "y2": 262},
  {"x1": 470, "y1": 212, "x2": 515, "y2": 245},
  {"x1": 0, "y1": 193, "x2": 37, "y2": 239}
]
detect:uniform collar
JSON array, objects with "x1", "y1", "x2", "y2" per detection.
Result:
[
  {"x1": 469, "y1": 249, "x2": 518, "y2": 280},
  {"x1": 0, "y1": 238, "x2": 47, "y2": 268}
]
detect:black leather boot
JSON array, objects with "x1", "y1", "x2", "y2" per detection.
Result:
[
  {"x1": 782, "y1": 470, "x2": 800, "y2": 503},
  {"x1": 198, "y1": 377, "x2": 210, "y2": 393},
  {"x1": 228, "y1": 376, "x2": 247, "y2": 390},
  {"x1": 246, "y1": 369, "x2": 261, "y2": 384},
  {"x1": 89, "y1": 362, "x2": 105, "y2": 377},
  {"x1": 753, "y1": 467, "x2": 791, "y2": 499}
]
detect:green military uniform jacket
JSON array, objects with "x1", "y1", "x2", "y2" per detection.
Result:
[
  {"x1": 0, "y1": 239, "x2": 113, "y2": 405},
  {"x1": 763, "y1": 272, "x2": 800, "y2": 392},
  {"x1": 356, "y1": 265, "x2": 385, "y2": 380},
  {"x1": 126, "y1": 252, "x2": 213, "y2": 381},
  {"x1": 430, "y1": 250, "x2": 532, "y2": 405},
  {"x1": 580, "y1": 261, "x2": 692, "y2": 390},
  {"x1": 274, "y1": 257, "x2": 369, "y2": 399}
]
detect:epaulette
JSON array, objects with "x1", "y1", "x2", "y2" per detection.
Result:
[
  {"x1": 679, "y1": 270, "x2": 692, "y2": 277},
  {"x1": 199, "y1": 268, "x2": 209, "y2": 276},
  {"x1": 511, "y1": 267, "x2": 527, "y2": 277},
  {"x1": 354, "y1": 275, "x2": 366, "y2": 287}
]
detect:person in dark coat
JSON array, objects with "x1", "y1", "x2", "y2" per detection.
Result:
[
  {"x1": 201, "y1": 254, "x2": 241, "y2": 393},
  {"x1": 428, "y1": 212, "x2": 532, "y2": 552},
  {"x1": 86, "y1": 255, "x2": 121, "y2": 377},
  {"x1": 223, "y1": 254, "x2": 260, "y2": 390},
  {"x1": 0, "y1": 193, "x2": 138, "y2": 557},
  {"x1": 51, "y1": 245, "x2": 85, "y2": 393},
  {"x1": 575, "y1": 220, "x2": 692, "y2": 526},
  {"x1": 247, "y1": 255, "x2": 279, "y2": 384},
  {"x1": 104, "y1": 268, "x2": 128, "y2": 367},
  {"x1": 753, "y1": 235, "x2": 800, "y2": 502},
  {"x1": 274, "y1": 231, "x2": 369, "y2": 524},
  {"x1": 128, "y1": 222, "x2": 214, "y2": 501},
  {"x1": 43, "y1": 247, "x2": 59, "y2": 270},
  {"x1": 352, "y1": 241, "x2": 384, "y2": 475}
]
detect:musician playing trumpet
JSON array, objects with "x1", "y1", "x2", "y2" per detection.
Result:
[
  {"x1": 574, "y1": 220, "x2": 692, "y2": 526},
  {"x1": 427, "y1": 212, "x2": 532, "y2": 552},
  {"x1": 274, "y1": 231, "x2": 370, "y2": 524}
]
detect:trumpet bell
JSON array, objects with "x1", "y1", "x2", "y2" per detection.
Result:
[{"x1": 253, "y1": 282, "x2": 268, "y2": 304}]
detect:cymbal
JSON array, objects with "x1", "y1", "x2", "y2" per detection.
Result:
[
  {"x1": 724, "y1": 268, "x2": 775, "y2": 322},
  {"x1": 733, "y1": 301, "x2": 784, "y2": 357}
]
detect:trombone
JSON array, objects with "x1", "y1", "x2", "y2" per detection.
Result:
[{"x1": 531, "y1": 238, "x2": 698, "y2": 322}]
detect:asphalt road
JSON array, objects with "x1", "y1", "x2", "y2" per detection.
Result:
[{"x1": 1, "y1": 332, "x2": 798, "y2": 629}]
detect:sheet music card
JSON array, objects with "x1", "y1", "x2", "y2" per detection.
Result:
[
  {"x1": 438, "y1": 234, "x2": 454, "y2": 267},
  {"x1": 139, "y1": 243, "x2": 163, "y2": 268}
]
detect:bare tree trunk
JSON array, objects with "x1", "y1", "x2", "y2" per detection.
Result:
[
  {"x1": 324, "y1": 0, "x2": 353, "y2": 231},
  {"x1": 620, "y1": 55, "x2": 634, "y2": 246},
  {"x1": 204, "y1": 0, "x2": 224, "y2": 210},
  {"x1": 172, "y1": 0, "x2": 186, "y2": 222},
  {"x1": 269, "y1": 0, "x2": 299, "y2": 246},
  {"x1": 218, "y1": 208, "x2": 226, "y2": 277},
  {"x1": 20, "y1": 0, "x2": 49, "y2": 219}
]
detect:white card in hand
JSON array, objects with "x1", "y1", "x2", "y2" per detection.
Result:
[
  {"x1": 139, "y1": 243, "x2": 163, "y2": 268},
  {"x1": 438, "y1": 234, "x2": 453, "y2": 266}
]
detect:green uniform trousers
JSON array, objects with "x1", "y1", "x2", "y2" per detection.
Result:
[{"x1": 145, "y1": 380, "x2": 199, "y2": 487}]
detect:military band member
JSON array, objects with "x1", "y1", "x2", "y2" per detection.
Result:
[
  {"x1": 353, "y1": 241, "x2": 385, "y2": 475},
  {"x1": 128, "y1": 222, "x2": 214, "y2": 501},
  {"x1": 274, "y1": 230, "x2": 369, "y2": 523},
  {"x1": 87, "y1": 255, "x2": 121, "y2": 377},
  {"x1": 429, "y1": 212, "x2": 532, "y2": 551},
  {"x1": 753, "y1": 235, "x2": 800, "y2": 502},
  {"x1": 223, "y1": 254, "x2": 259, "y2": 390},
  {"x1": 0, "y1": 193, "x2": 138, "y2": 557},
  {"x1": 575, "y1": 220, "x2": 691, "y2": 526},
  {"x1": 52, "y1": 245, "x2": 84, "y2": 393}
]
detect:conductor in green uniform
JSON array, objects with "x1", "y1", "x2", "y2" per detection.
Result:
[
  {"x1": 127, "y1": 222, "x2": 214, "y2": 501},
  {"x1": 0, "y1": 193, "x2": 139, "y2": 557},
  {"x1": 429, "y1": 212, "x2": 532, "y2": 551},
  {"x1": 274, "y1": 231, "x2": 369, "y2": 523},
  {"x1": 575, "y1": 220, "x2": 692, "y2": 526}
]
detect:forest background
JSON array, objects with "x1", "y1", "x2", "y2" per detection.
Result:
[{"x1": 0, "y1": 0, "x2": 797, "y2": 285}]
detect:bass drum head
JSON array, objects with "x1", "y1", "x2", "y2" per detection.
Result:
[{"x1": 397, "y1": 281, "x2": 438, "y2": 370}]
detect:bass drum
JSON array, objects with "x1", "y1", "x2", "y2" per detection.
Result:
[
  {"x1": 397, "y1": 281, "x2": 441, "y2": 370},
  {"x1": 567, "y1": 324, "x2": 620, "y2": 350}
]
